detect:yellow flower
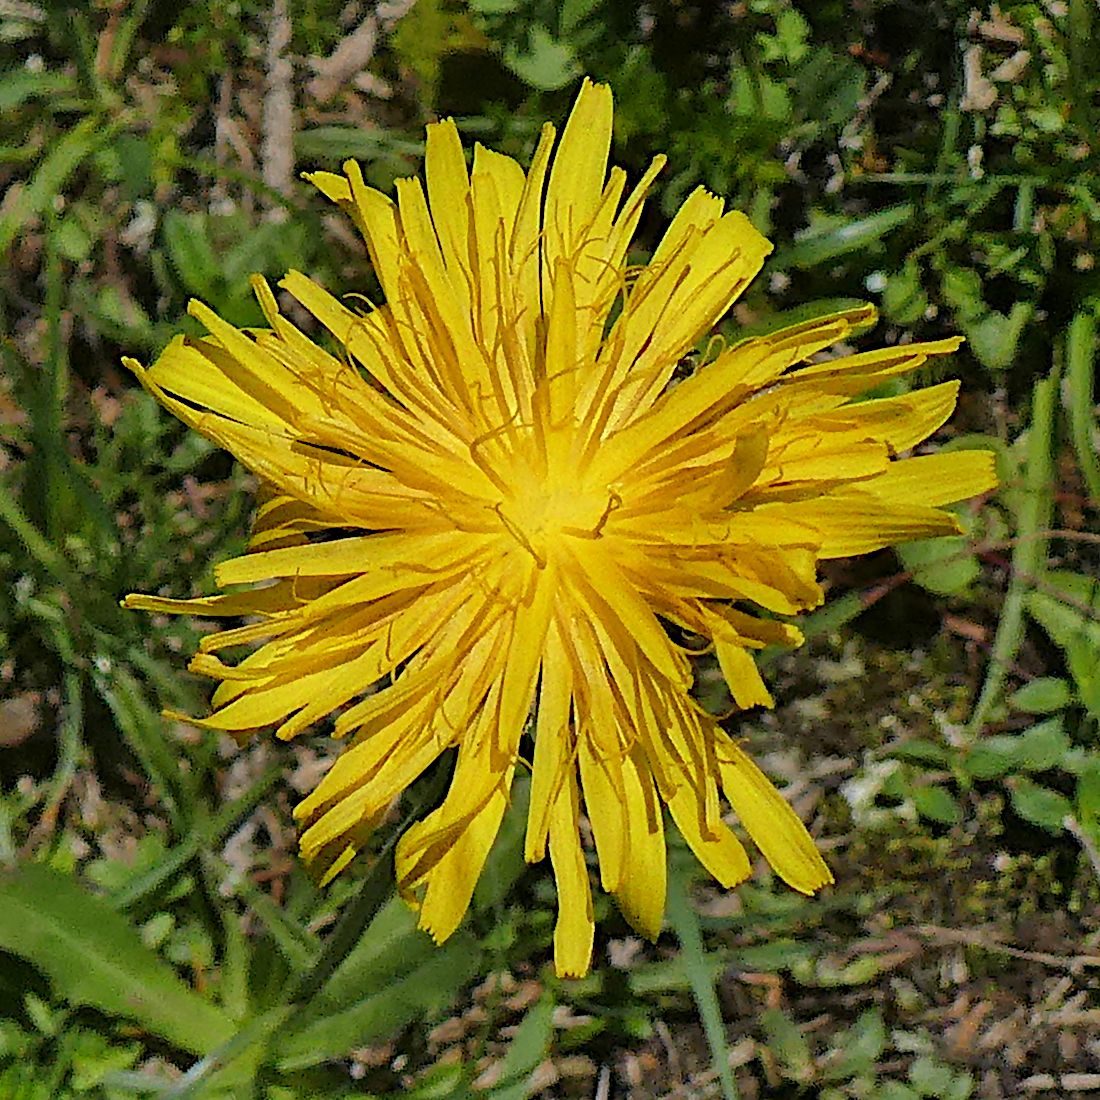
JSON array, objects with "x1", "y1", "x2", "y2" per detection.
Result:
[{"x1": 124, "y1": 79, "x2": 996, "y2": 977}]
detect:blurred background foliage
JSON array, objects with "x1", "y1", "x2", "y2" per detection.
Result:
[{"x1": 1, "y1": 0, "x2": 1099, "y2": 1097}]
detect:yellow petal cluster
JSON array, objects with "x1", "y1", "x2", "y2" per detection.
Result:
[{"x1": 124, "y1": 80, "x2": 996, "y2": 977}]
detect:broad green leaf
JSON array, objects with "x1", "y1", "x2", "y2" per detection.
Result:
[
  {"x1": 946, "y1": 1072, "x2": 975, "y2": 1100},
  {"x1": 732, "y1": 940, "x2": 814, "y2": 972},
  {"x1": 878, "y1": 1086, "x2": 921, "y2": 1100},
  {"x1": 844, "y1": 1008, "x2": 886, "y2": 1067},
  {"x1": 0, "y1": 863, "x2": 231, "y2": 1055},
  {"x1": 1076, "y1": 756, "x2": 1100, "y2": 827},
  {"x1": 941, "y1": 266, "x2": 985, "y2": 319},
  {"x1": 1008, "y1": 777, "x2": 1071, "y2": 833},
  {"x1": 964, "y1": 735, "x2": 1023, "y2": 780},
  {"x1": 67, "y1": 1029, "x2": 141, "y2": 1091},
  {"x1": 760, "y1": 8, "x2": 810, "y2": 63},
  {"x1": 729, "y1": 66, "x2": 791, "y2": 120},
  {"x1": 308, "y1": 895, "x2": 437, "y2": 1011},
  {"x1": 793, "y1": 952, "x2": 905, "y2": 987},
  {"x1": 1008, "y1": 677, "x2": 1073, "y2": 714}
]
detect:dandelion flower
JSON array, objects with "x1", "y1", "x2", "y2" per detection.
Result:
[{"x1": 124, "y1": 80, "x2": 997, "y2": 977}]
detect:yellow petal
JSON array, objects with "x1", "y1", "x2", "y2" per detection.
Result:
[
  {"x1": 610, "y1": 748, "x2": 666, "y2": 941},
  {"x1": 548, "y1": 769, "x2": 594, "y2": 978},
  {"x1": 715, "y1": 736, "x2": 833, "y2": 894}
]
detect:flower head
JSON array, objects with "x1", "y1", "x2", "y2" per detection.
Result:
[{"x1": 124, "y1": 80, "x2": 996, "y2": 976}]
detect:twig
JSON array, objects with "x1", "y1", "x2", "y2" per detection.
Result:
[
  {"x1": 306, "y1": 0, "x2": 417, "y2": 104},
  {"x1": 262, "y1": 0, "x2": 295, "y2": 218}
]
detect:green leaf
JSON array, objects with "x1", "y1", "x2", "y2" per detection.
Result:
[
  {"x1": 488, "y1": 995, "x2": 556, "y2": 1100},
  {"x1": 963, "y1": 302, "x2": 1032, "y2": 372},
  {"x1": 0, "y1": 863, "x2": 231, "y2": 1055},
  {"x1": 890, "y1": 740, "x2": 952, "y2": 766},
  {"x1": 68, "y1": 1029, "x2": 141, "y2": 1091},
  {"x1": 964, "y1": 719, "x2": 1069, "y2": 780},
  {"x1": 733, "y1": 940, "x2": 814, "y2": 972},
  {"x1": 728, "y1": 66, "x2": 791, "y2": 120},
  {"x1": 796, "y1": 952, "x2": 907, "y2": 987},
  {"x1": 1075, "y1": 755, "x2": 1100, "y2": 826},
  {"x1": 759, "y1": 8, "x2": 810, "y2": 64},
  {"x1": 1008, "y1": 677, "x2": 1073, "y2": 714},
  {"x1": 1008, "y1": 777, "x2": 1072, "y2": 833},
  {"x1": 882, "y1": 259, "x2": 930, "y2": 324},
  {"x1": 1066, "y1": 308, "x2": 1100, "y2": 510},
  {"x1": 503, "y1": 26, "x2": 581, "y2": 91},
  {"x1": 964, "y1": 736, "x2": 1022, "y2": 780},
  {"x1": 819, "y1": 1009, "x2": 886, "y2": 1081},
  {"x1": 294, "y1": 127, "x2": 423, "y2": 163},
  {"x1": 1012, "y1": 717, "x2": 1072, "y2": 771},
  {"x1": 914, "y1": 785, "x2": 962, "y2": 826},
  {"x1": 844, "y1": 1008, "x2": 887, "y2": 1067},
  {"x1": 898, "y1": 534, "x2": 980, "y2": 596},
  {"x1": 559, "y1": 0, "x2": 603, "y2": 35},
  {"x1": 1026, "y1": 574, "x2": 1100, "y2": 720},
  {"x1": 0, "y1": 69, "x2": 77, "y2": 112},
  {"x1": 910, "y1": 1056, "x2": 955, "y2": 1097},
  {"x1": 760, "y1": 1008, "x2": 813, "y2": 1080},
  {"x1": 163, "y1": 210, "x2": 221, "y2": 302},
  {"x1": 945, "y1": 1071, "x2": 975, "y2": 1100},
  {"x1": 777, "y1": 204, "x2": 914, "y2": 269},
  {"x1": 941, "y1": 267, "x2": 985, "y2": 320}
]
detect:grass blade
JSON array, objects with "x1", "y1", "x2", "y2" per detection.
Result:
[
  {"x1": 1066, "y1": 307, "x2": 1100, "y2": 507},
  {"x1": 968, "y1": 369, "x2": 1057, "y2": 734},
  {"x1": 667, "y1": 857, "x2": 739, "y2": 1100}
]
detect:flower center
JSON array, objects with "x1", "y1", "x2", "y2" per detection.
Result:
[{"x1": 496, "y1": 474, "x2": 617, "y2": 567}]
